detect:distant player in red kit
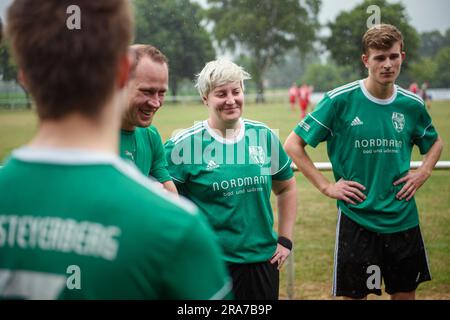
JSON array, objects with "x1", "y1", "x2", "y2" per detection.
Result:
[
  {"x1": 298, "y1": 83, "x2": 311, "y2": 119},
  {"x1": 289, "y1": 82, "x2": 298, "y2": 111},
  {"x1": 409, "y1": 82, "x2": 418, "y2": 94}
]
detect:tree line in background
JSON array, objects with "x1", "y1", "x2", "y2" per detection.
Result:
[
  {"x1": 0, "y1": 0, "x2": 449, "y2": 103},
  {"x1": 296, "y1": 0, "x2": 450, "y2": 92}
]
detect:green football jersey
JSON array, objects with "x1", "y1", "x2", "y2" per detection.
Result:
[
  {"x1": 165, "y1": 118, "x2": 294, "y2": 264},
  {"x1": 0, "y1": 147, "x2": 231, "y2": 299},
  {"x1": 120, "y1": 125, "x2": 171, "y2": 183},
  {"x1": 294, "y1": 80, "x2": 438, "y2": 233}
]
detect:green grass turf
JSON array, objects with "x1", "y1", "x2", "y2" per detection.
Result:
[{"x1": 1, "y1": 99, "x2": 448, "y2": 299}]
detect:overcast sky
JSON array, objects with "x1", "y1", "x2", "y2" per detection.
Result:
[
  {"x1": 1, "y1": 0, "x2": 449, "y2": 33},
  {"x1": 319, "y1": 0, "x2": 449, "y2": 33}
]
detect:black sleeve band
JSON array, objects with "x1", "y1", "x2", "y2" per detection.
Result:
[{"x1": 278, "y1": 236, "x2": 293, "y2": 250}]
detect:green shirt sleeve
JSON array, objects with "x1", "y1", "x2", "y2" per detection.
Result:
[
  {"x1": 164, "y1": 138, "x2": 188, "y2": 185},
  {"x1": 270, "y1": 130, "x2": 294, "y2": 181},
  {"x1": 148, "y1": 126, "x2": 172, "y2": 183},
  {"x1": 412, "y1": 105, "x2": 438, "y2": 154},
  {"x1": 293, "y1": 94, "x2": 336, "y2": 148},
  {"x1": 162, "y1": 213, "x2": 232, "y2": 300}
]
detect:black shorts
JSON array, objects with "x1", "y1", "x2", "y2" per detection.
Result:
[
  {"x1": 332, "y1": 210, "x2": 431, "y2": 299},
  {"x1": 227, "y1": 261, "x2": 279, "y2": 300}
]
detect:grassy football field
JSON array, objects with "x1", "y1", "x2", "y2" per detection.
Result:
[{"x1": 1, "y1": 99, "x2": 448, "y2": 299}]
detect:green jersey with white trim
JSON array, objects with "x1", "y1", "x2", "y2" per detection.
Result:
[
  {"x1": 0, "y1": 148, "x2": 231, "y2": 299},
  {"x1": 165, "y1": 118, "x2": 293, "y2": 264},
  {"x1": 120, "y1": 125, "x2": 171, "y2": 183},
  {"x1": 294, "y1": 80, "x2": 438, "y2": 233}
]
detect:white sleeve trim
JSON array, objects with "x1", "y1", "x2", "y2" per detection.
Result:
[
  {"x1": 417, "y1": 122, "x2": 433, "y2": 139},
  {"x1": 272, "y1": 158, "x2": 291, "y2": 177},
  {"x1": 308, "y1": 113, "x2": 334, "y2": 136},
  {"x1": 171, "y1": 175, "x2": 186, "y2": 184}
]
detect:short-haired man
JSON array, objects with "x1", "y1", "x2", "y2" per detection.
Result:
[
  {"x1": 121, "y1": 44, "x2": 177, "y2": 193},
  {"x1": 285, "y1": 24, "x2": 443, "y2": 300},
  {"x1": 0, "y1": 0, "x2": 230, "y2": 299}
]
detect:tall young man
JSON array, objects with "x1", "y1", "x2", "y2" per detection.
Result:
[
  {"x1": 0, "y1": 0, "x2": 230, "y2": 299},
  {"x1": 285, "y1": 24, "x2": 443, "y2": 300},
  {"x1": 121, "y1": 44, "x2": 177, "y2": 193}
]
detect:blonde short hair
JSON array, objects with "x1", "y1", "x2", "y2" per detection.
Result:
[{"x1": 195, "y1": 59, "x2": 251, "y2": 98}]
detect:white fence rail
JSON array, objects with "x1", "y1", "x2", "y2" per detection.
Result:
[
  {"x1": 167, "y1": 89, "x2": 450, "y2": 105},
  {"x1": 291, "y1": 161, "x2": 450, "y2": 172},
  {"x1": 2, "y1": 161, "x2": 449, "y2": 171},
  {"x1": 2, "y1": 88, "x2": 450, "y2": 108}
]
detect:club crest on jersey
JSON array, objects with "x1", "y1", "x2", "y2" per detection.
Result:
[
  {"x1": 249, "y1": 146, "x2": 266, "y2": 167},
  {"x1": 392, "y1": 112, "x2": 405, "y2": 133}
]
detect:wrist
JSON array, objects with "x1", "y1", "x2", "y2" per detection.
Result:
[
  {"x1": 319, "y1": 182, "x2": 331, "y2": 197},
  {"x1": 419, "y1": 166, "x2": 432, "y2": 178},
  {"x1": 278, "y1": 236, "x2": 293, "y2": 250}
]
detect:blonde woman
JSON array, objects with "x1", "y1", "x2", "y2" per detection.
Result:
[{"x1": 165, "y1": 59, "x2": 297, "y2": 300}]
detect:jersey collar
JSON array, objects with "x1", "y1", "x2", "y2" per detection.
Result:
[
  {"x1": 359, "y1": 79, "x2": 397, "y2": 105},
  {"x1": 204, "y1": 118, "x2": 245, "y2": 145},
  {"x1": 12, "y1": 147, "x2": 122, "y2": 165}
]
